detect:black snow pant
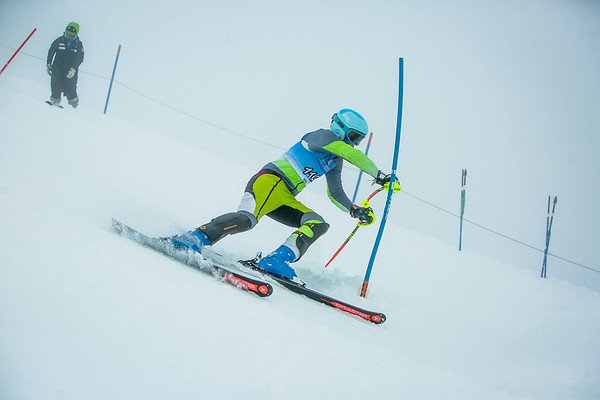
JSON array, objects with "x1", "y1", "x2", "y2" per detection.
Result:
[{"x1": 51, "y1": 71, "x2": 78, "y2": 100}]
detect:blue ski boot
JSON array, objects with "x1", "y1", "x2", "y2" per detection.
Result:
[
  {"x1": 170, "y1": 229, "x2": 211, "y2": 253},
  {"x1": 256, "y1": 245, "x2": 297, "y2": 279}
]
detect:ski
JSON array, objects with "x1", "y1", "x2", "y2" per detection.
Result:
[
  {"x1": 111, "y1": 219, "x2": 273, "y2": 297},
  {"x1": 45, "y1": 100, "x2": 64, "y2": 108},
  {"x1": 238, "y1": 257, "x2": 386, "y2": 324}
]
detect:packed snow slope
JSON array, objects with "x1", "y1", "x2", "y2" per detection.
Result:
[
  {"x1": 1, "y1": 1, "x2": 600, "y2": 399},
  {"x1": 0, "y1": 72, "x2": 599, "y2": 400}
]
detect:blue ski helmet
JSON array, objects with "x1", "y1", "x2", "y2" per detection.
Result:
[{"x1": 330, "y1": 109, "x2": 368, "y2": 146}]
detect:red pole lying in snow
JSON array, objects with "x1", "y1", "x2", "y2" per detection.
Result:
[{"x1": 0, "y1": 28, "x2": 37, "y2": 76}]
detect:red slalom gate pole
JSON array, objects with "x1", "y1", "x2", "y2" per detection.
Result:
[
  {"x1": 0, "y1": 28, "x2": 37, "y2": 76},
  {"x1": 324, "y1": 188, "x2": 384, "y2": 268}
]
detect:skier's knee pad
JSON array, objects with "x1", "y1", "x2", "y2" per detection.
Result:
[
  {"x1": 284, "y1": 220, "x2": 330, "y2": 261},
  {"x1": 199, "y1": 212, "x2": 253, "y2": 244},
  {"x1": 300, "y1": 212, "x2": 325, "y2": 225}
]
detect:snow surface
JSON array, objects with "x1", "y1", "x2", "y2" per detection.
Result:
[{"x1": 1, "y1": 1, "x2": 600, "y2": 399}]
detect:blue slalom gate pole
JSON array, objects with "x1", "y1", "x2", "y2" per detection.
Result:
[
  {"x1": 541, "y1": 196, "x2": 557, "y2": 278},
  {"x1": 360, "y1": 58, "x2": 404, "y2": 298},
  {"x1": 542, "y1": 196, "x2": 551, "y2": 277},
  {"x1": 459, "y1": 169, "x2": 467, "y2": 251},
  {"x1": 104, "y1": 44, "x2": 122, "y2": 114},
  {"x1": 351, "y1": 132, "x2": 374, "y2": 203}
]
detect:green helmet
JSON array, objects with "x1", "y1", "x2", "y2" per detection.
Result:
[{"x1": 65, "y1": 22, "x2": 79, "y2": 38}]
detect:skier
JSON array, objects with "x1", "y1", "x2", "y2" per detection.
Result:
[
  {"x1": 46, "y1": 22, "x2": 84, "y2": 108},
  {"x1": 168, "y1": 109, "x2": 401, "y2": 280}
]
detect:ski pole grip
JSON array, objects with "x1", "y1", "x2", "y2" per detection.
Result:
[{"x1": 358, "y1": 199, "x2": 376, "y2": 226}]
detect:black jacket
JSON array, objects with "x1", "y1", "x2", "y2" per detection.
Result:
[{"x1": 47, "y1": 36, "x2": 84, "y2": 73}]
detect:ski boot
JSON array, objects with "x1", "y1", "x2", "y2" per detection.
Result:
[
  {"x1": 169, "y1": 229, "x2": 210, "y2": 253},
  {"x1": 256, "y1": 245, "x2": 297, "y2": 279},
  {"x1": 68, "y1": 97, "x2": 79, "y2": 109}
]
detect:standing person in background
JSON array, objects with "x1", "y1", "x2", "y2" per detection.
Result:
[{"x1": 46, "y1": 22, "x2": 84, "y2": 108}]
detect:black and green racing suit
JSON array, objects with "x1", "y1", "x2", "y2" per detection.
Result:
[{"x1": 198, "y1": 128, "x2": 380, "y2": 262}]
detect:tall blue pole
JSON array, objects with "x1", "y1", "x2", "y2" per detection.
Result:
[
  {"x1": 351, "y1": 132, "x2": 374, "y2": 204},
  {"x1": 361, "y1": 58, "x2": 404, "y2": 298},
  {"x1": 104, "y1": 44, "x2": 122, "y2": 114}
]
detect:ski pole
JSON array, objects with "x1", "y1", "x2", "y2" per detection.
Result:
[
  {"x1": 324, "y1": 188, "x2": 383, "y2": 268},
  {"x1": 0, "y1": 28, "x2": 37, "y2": 76}
]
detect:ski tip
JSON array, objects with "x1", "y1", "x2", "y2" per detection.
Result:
[{"x1": 111, "y1": 218, "x2": 124, "y2": 233}]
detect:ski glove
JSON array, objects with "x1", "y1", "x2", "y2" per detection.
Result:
[
  {"x1": 66, "y1": 67, "x2": 76, "y2": 79},
  {"x1": 374, "y1": 170, "x2": 402, "y2": 193},
  {"x1": 46, "y1": 64, "x2": 52, "y2": 76},
  {"x1": 350, "y1": 204, "x2": 375, "y2": 226}
]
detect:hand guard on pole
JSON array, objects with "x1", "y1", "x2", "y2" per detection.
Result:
[
  {"x1": 375, "y1": 170, "x2": 402, "y2": 193},
  {"x1": 350, "y1": 203, "x2": 375, "y2": 226}
]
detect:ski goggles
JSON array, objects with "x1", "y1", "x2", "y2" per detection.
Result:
[
  {"x1": 65, "y1": 26, "x2": 77, "y2": 38},
  {"x1": 334, "y1": 115, "x2": 366, "y2": 145},
  {"x1": 346, "y1": 129, "x2": 366, "y2": 145}
]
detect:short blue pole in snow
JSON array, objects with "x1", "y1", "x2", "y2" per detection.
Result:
[
  {"x1": 541, "y1": 196, "x2": 557, "y2": 278},
  {"x1": 360, "y1": 58, "x2": 404, "y2": 298},
  {"x1": 459, "y1": 169, "x2": 467, "y2": 251},
  {"x1": 351, "y1": 132, "x2": 374, "y2": 204},
  {"x1": 104, "y1": 44, "x2": 122, "y2": 114}
]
